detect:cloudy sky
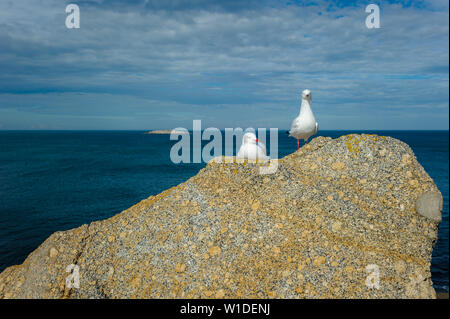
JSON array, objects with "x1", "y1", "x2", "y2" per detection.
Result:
[{"x1": 0, "y1": 0, "x2": 448, "y2": 130}]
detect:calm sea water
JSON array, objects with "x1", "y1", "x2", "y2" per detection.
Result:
[{"x1": 0, "y1": 130, "x2": 448, "y2": 292}]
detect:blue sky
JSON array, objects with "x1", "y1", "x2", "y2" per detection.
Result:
[{"x1": 0, "y1": 0, "x2": 448, "y2": 130}]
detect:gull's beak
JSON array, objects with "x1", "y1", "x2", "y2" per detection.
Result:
[{"x1": 255, "y1": 139, "x2": 260, "y2": 143}]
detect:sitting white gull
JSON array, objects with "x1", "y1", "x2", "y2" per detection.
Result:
[
  {"x1": 289, "y1": 89, "x2": 318, "y2": 149},
  {"x1": 237, "y1": 132, "x2": 269, "y2": 161}
]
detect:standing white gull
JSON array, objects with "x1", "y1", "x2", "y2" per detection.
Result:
[
  {"x1": 289, "y1": 89, "x2": 318, "y2": 149},
  {"x1": 237, "y1": 132, "x2": 269, "y2": 161}
]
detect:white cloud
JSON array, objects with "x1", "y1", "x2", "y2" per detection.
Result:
[{"x1": 0, "y1": 0, "x2": 448, "y2": 129}]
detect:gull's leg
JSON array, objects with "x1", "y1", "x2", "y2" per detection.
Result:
[
  {"x1": 305, "y1": 138, "x2": 308, "y2": 145},
  {"x1": 297, "y1": 139, "x2": 299, "y2": 150}
]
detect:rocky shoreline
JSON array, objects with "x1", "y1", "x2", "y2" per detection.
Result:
[{"x1": 0, "y1": 134, "x2": 442, "y2": 298}]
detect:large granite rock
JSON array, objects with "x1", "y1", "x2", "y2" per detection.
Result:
[{"x1": 0, "y1": 134, "x2": 442, "y2": 298}]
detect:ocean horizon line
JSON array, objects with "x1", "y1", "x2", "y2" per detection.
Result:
[{"x1": 1, "y1": 129, "x2": 449, "y2": 132}]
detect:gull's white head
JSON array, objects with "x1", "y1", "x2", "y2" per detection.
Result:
[
  {"x1": 242, "y1": 132, "x2": 259, "y2": 145},
  {"x1": 302, "y1": 89, "x2": 312, "y2": 101}
]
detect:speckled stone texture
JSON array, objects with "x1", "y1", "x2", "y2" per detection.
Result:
[{"x1": 0, "y1": 134, "x2": 442, "y2": 299}]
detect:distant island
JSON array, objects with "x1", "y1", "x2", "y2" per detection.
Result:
[{"x1": 145, "y1": 130, "x2": 190, "y2": 135}]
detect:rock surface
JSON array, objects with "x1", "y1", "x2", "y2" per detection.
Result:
[{"x1": 0, "y1": 134, "x2": 442, "y2": 299}]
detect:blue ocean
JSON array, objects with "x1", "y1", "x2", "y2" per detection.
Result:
[{"x1": 0, "y1": 130, "x2": 448, "y2": 292}]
